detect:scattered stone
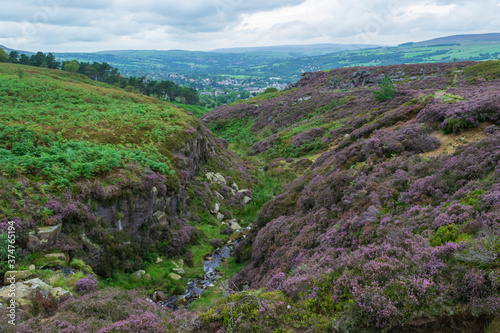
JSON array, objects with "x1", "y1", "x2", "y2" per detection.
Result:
[
  {"x1": 0, "y1": 278, "x2": 71, "y2": 312},
  {"x1": 229, "y1": 221, "x2": 242, "y2": 230},
  {"x1": 178, "y1": 259, "x2": 184, "y2": 267},
  {"x1": 304, "y1": 96, "x2": 312, "y2": 101},
  {"x1": 173, "y1": 268, "x2": 185, "y2": 274},
  {"x1": 27, "y1": 224, "x2": 62, "y2": 251},
  {"x1": 154, "y1": 291, "x2": 167, "y2": 302},
  {"x1": 210, "y1": 203, "x2": 220, "y2": 214},
  {"x1": 131, "y1": 270, "x2": 146, "y2": 281},
  {"x1": 174, "y1": 296, "x2": 188, "y2": 308},
  {"x1": 238, "y1": 189, "x2": 250, "y2": 193},
  {"x1": 217, "y1": 212, "x2": 225, "y2": 221},
  {"x1": 231, "y1": 182, "x2": 239, "y2": 191},
  {"x1": 243, "y1": 196, "x2": 252, "y2": 204},
  {"x1": 144, "y1": 274, "x2": 152, "y2": 282},
  {"x1": 29, "y1": 264, "x2": 35, "y2": 270},
  {"x1": 170, "y1": 273, "x2": 182, "y2": 281},
  {"x1": 155, "y1": 257, "x2": 163, "y2": 264},
  {"x1": 206, "y1": 172, "x2": 226, "y2": 186},
  {"x1": 3, "y1": 271, "x2": 35, "y2": 285}
]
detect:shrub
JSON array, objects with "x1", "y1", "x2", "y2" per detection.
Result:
[
  {"x1": 264, "y1": 87, "x2": 279, "y2": 94},
  {"x1": 373, "y1": 77, "x2": 396, "y2": 102},
  {"x1": 73, "y1": 275, "x2": 98, "y2": 294},
  {"x1": 210, "y1": 238, "x2": 223, "y2": 249},
  {"x1": 183, "y1": 249, "x2": 194, "y2": 267},
  {"x1": 430, "y1": 223, "x2": 470, "y2": 247}
]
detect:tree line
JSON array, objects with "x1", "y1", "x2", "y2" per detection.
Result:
[{"x1": 0, "y1": 49, "x2": 199, "y2": 105}]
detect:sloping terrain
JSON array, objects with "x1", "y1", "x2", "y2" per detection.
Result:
[
  {"x1": 197, "y1": 60, "x2": 500, "y2": 332},
  {"x1": 2, "y1": 60, "x2": 500, "y2": 332},
  {"x1": 0, "y1": 64, "x2": 256, "y2": 331}
]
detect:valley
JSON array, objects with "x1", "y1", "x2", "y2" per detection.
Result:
[{"x1": 1, "y1": 53, "x2": 500, "y2": 332}]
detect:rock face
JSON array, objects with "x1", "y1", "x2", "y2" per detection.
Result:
[
  {"x1": 92, "y1": 132, "x2": 217, "y2": 237},
  {"x1": 0, "y1": 278, "x2": 71, "y2": 313}
]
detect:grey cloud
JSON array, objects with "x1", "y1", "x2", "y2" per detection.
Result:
[{"x1": 0, "y1": 0, "x2": 499, "y2": 52}]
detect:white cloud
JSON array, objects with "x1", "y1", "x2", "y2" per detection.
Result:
[{"x1": 0, "y1": 0, "x2": 499, "y2": 52}]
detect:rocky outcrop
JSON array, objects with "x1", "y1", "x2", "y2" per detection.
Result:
[
  {"x1": 90, "y1": 128, "x2": 235, "y2": 241},
  {"x1": 0, "y1": 278, "x2": 71, "y2": 313},
  {"x1": 27, "y1": 224, "x2": 62, "y2": 251}
]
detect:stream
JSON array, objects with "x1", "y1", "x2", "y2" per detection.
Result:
[{"x1": 161, "y1": 235, "x2": 246, "y2": 310}]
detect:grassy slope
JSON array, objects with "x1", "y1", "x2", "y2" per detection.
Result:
[
  {"x1": 0, "y1": 63, "x2": 258, "y2": 322},
  {"x1": 0, "y1": 63, "x2": 198, "y2": 275}
]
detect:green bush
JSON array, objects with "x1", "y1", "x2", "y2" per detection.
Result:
[
  {"x1": 373, "y1": 77, "x2": 396, "y2": 102},
  {"x1": 263, "y1": 87, "x2": 279, "y2": 94},
  {"x1": 430, "y1": 223, "x2": 470, "y2": 247}
]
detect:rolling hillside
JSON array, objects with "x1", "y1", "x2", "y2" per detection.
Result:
[
  {"x1": 0, "y1": 63, "x2": 256, "y2": 331},
  {"x1": 196, "y1": 60, "x2": 500, "y2": 332}
]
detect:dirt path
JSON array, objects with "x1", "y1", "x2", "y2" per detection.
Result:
[{"x1": 420, "y1": 122, "x2": 492, "y2": 158}]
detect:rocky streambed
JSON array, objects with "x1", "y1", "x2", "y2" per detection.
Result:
[{"x1": 158, "y1": 232, "x2": 248, "y2": 310}]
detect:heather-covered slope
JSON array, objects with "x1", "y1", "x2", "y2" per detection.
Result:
[{"x1": 199, "y1": 61, "x2": 500, "y2": 331}]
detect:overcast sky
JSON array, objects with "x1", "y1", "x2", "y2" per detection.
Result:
[{"x1": 1, "y1": 0, "x2": 499, "y2": 52}]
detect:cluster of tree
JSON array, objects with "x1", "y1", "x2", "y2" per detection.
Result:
[
  {"x1": 1, "y1": 50, "x2": 61, "y2": 69},
  {"x1": 118, "y1": 76, "x2": 199, "y2": 104},
  {"x1": 62, "y1": 60, "x2": 120, "y2": 85},
  {"x1": 1, "y1": 49, "x2": 200, "y2": 105}
]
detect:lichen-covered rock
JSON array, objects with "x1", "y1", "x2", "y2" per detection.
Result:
[
  {"x1": 0, "y1": 278, "x2": 71, "y2": 313},
  {"x1": 27, "y1": 224, "x2": 62, "y2": 251},
  {"x1": 169, "y1": 273, "x2": 181, "y2": 281},
  {"x1": 206, "y1": 172, "x2": 226, "y2": 186},
  {"x1": 131, "y1": 270, "x2": 146, "y2": 281},
  {"x1": 2, "y1": 271, "x2": 35, "y2": 285}
]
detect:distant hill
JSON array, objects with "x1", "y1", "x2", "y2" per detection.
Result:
[
  {"x1": 3, "y1": 33, "x2": 500, "y2": 91},
  {"x1": 212, "y1": 43, "x2": 380, "y2": 57},
  {"x1": 401, "y1": 33, "x2": 500, "y2": 47},
  {"x1": 0, "y1": 45, "x2": 33, "y2": 55}
]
